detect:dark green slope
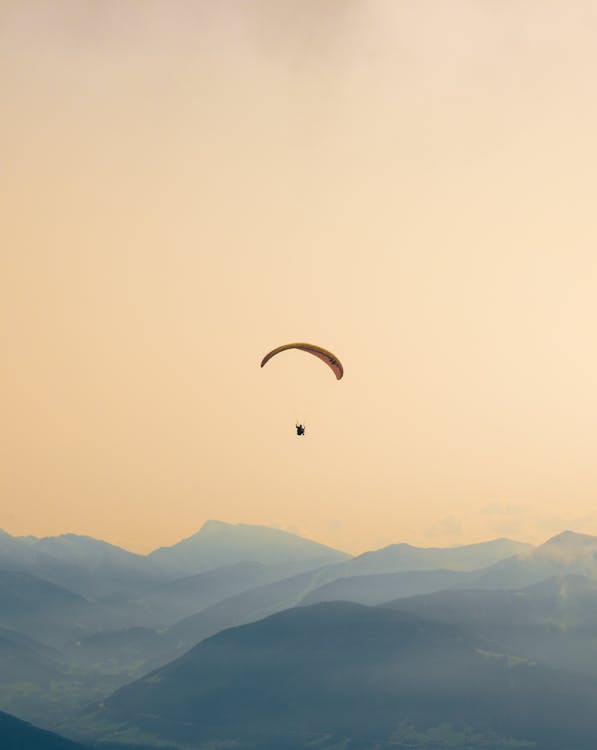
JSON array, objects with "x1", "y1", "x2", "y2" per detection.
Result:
[
  {"x1": 73, "y1": 602, "x2": 597, "y2": 750},
  {"x1": 0, "y1": 709, "x2": 89, "y2": 750}
]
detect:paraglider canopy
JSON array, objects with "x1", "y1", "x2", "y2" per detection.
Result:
[{"x1": 260, "y1": 342, "x2": 343, "y2": 380}]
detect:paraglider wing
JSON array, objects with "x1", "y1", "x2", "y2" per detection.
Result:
[{"x1": 260, "y1": 343, "x2": 343, "y2": 380}]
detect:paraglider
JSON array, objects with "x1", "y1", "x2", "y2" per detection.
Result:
[
  {"x1": 260, "y1": 343, "x2": 343, "y2": 435},
  {"x1": 260, "y1": 343, "x2": 343, "y2": 380}
]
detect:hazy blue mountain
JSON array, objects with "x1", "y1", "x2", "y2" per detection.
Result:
[
  {"x1": 137, "y1": 561, "x2": 292, "y2": 624},
  {"x1": 319, "y1": 537, "x2": 533, "y2": 584},
  {"x1": 473, "y1": 530, "x2": 597, "y2": 590},
  {"x1": 0, "y1": 627, "x2": 62, "y2": 682},
  {"x1": 59, "y1": 561, "x2": 337, "y2": 677},
  {"x1": 0, "y1": 570, "x2": 94, "y2": 646},
  {"x1": 0, "y1": 710, "x2": 89, "y2": 750},
  {"x1": 70, "y1": 602, "x2": 597, "y2": 750},
  {"x1": 0, "y1": 529, "x2": 39, "y2": 569},
  {"x1": 0, "y1": 569, "x2": 151, "y2": 649},
  {"x1": 161, "y1": 567, "x2": 332, "y2": 665},
  {"x1": 0, "y1": 622, "x2": 160, "y2": 729},
  {"x1": 60, "y1": 566, "x2": 335, "y2": 676},
  {"x1": 301, "y1": 568, "x2": 478, "y2": 606},
  {"x1": 86, "y1": 549, "x2": 521, "y2": 673},
  {"x1": 0, "y1": 570, "x2": 86, "y2": 615},
  {"x1": 0, "y1": 531, "x2": 171, "y2": 601},
  {"x1": 56, "y1": 561, "x2": 291, "y2": 635},
  {"x1": 385, "y1": 573, "x2": 597, "y2": 678},
  {"x1": 0, "y1": 577, "x2": 148, "y2": 726},
  {"x1": 147, "y1": 520, "x2": 350, "y2": 575}
]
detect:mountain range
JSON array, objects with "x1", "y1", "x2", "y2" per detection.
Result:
[
  {"x1": 147, "y1": 519, "x2": 350, "y2": 575},
  {"x1": 70, "y1": 600, "x2": 597, "y2": 750},
  {"x1": 6, "y1": 523, "x2": 597, "y2": 749}
]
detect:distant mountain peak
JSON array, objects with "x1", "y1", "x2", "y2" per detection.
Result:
[
  {"x1": 148, "y1": 520, "x2": 350, "y2": 575},
  {"x1": 542, "y1": 530, "x2": 597, "y2": 548},
  {"x1": 197, "y1": 519, "x2": 311, "y2": 540},
  {"x1": 200, "y1": 519, "x2": 231, "y2": 532}
]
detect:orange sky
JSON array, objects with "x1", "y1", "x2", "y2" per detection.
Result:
[{"x1": 2, "y1": 1, "x2": 597, "y2": 554}]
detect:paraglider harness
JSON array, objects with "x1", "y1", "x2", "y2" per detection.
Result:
[{"x1": 295, "y1": 423, "x2": 306, "y2": 436}]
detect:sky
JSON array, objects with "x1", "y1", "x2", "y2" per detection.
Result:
[{"x1": 2, "y1": 1, "x2": 597, "y2": 555}]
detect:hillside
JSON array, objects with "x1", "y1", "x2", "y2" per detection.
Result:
[
  {"x1": 70, "y1": 602, "x2": 597, "y2": 750},
  {"x1": 0, "y1": 709, "x2": 89, "y2": 750},
  {"x1": 474, "y1": 530, "x2": 597, "y2": 589}
]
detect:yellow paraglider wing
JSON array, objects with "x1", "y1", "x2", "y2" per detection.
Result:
[{"x1": 260, "y1": 343, "x2": 343, "y2": 380}]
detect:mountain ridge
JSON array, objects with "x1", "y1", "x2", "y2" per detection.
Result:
[{"x1": 67, "y1": 600, "x2": 597, "y2": 750}]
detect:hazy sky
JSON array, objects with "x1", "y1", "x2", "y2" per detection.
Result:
[{"x1": 2, "y1": 1, "x2": 597, "y2": 554}]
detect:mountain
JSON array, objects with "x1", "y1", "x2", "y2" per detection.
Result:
[
  {"x1": 321, "y1": 537, "x2": 532, "y2": 583},
  {"x1": 0, "y1": 529, "x2": 38, "y2": 569},
  {"x1": 64, "y1": 538, "x2": 531, "y2": 673},
  {"x1": 0, "y1": 569, "x2": 86, "y2": 615},
  {"x1": 136, "y1": 561, "x2": 291, "y2": 624},
  {"x1": 0, "y1": 628, "x2": 70, "y2": 726},
  {"x1": 0, "y1": 570, "x2": 93, "y2": 646},
  {"x1": 70, "y1": 601, "x2": 597, "y2": 750},
  {"x1": 0, "y1": 531, "x2": 171, "y2": 601},
  {"x1": 0, "y1": 587, "x2": 142, "y2": 728},
  {"x1": 60, "y1": 561, "x2": 342, "y2": 678},
  {"x1": 0, "y1": 710, "x2": 90, "y2": 750},
  {"x1": 384, "y1": 573, "x2": 597, "y2": 678},
  {"x1": 0, "y1": 627, "x2": 62, "y2": 683},
  {"x1": 147, "y1": 520, "x2": 350, "y2": 575},
  {"x1": 161, "y1": 566, "x2": 333, "y2": 664},
  {"x1": 0, "y1": 569, "x2": 150, "y2": 649},
  {"x1": 62, "y1": 566, "x2": 336, "y2": 676},
  {"x1": 473, "y1": 530, "x2": 597, "y2": 590},
  {"x1": 301, "y1": 568, "x2": 478, "y2": 606},
  {"x1": 140, "y1": 535, "x2": 532, "y2": 648}
]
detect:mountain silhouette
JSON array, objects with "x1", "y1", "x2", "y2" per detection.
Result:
[
  {"x1": 309, "y1": 537, "x2": 532, "y2": 591},
  {"x1": 70, "y1": 601, "x2": 597, "y2": 750},
  {"x1": 473, "y1": 530, "x2": 597, "y2": 590},
  {"x1": 385, "y1": 573, "x2": 597, "y2": 678},
  {"x1": 301, "y1": 568, "x2": 478, "y2": 606},
  {"x1": 147, "y1": 520, "x2": 349, "y2": 575},
  {"x1": 0, "y1": 531, "x2": 170, "y2": 600},
  {"x1": 0, "y1": 570, "x2": 93, "y2": 646}
]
